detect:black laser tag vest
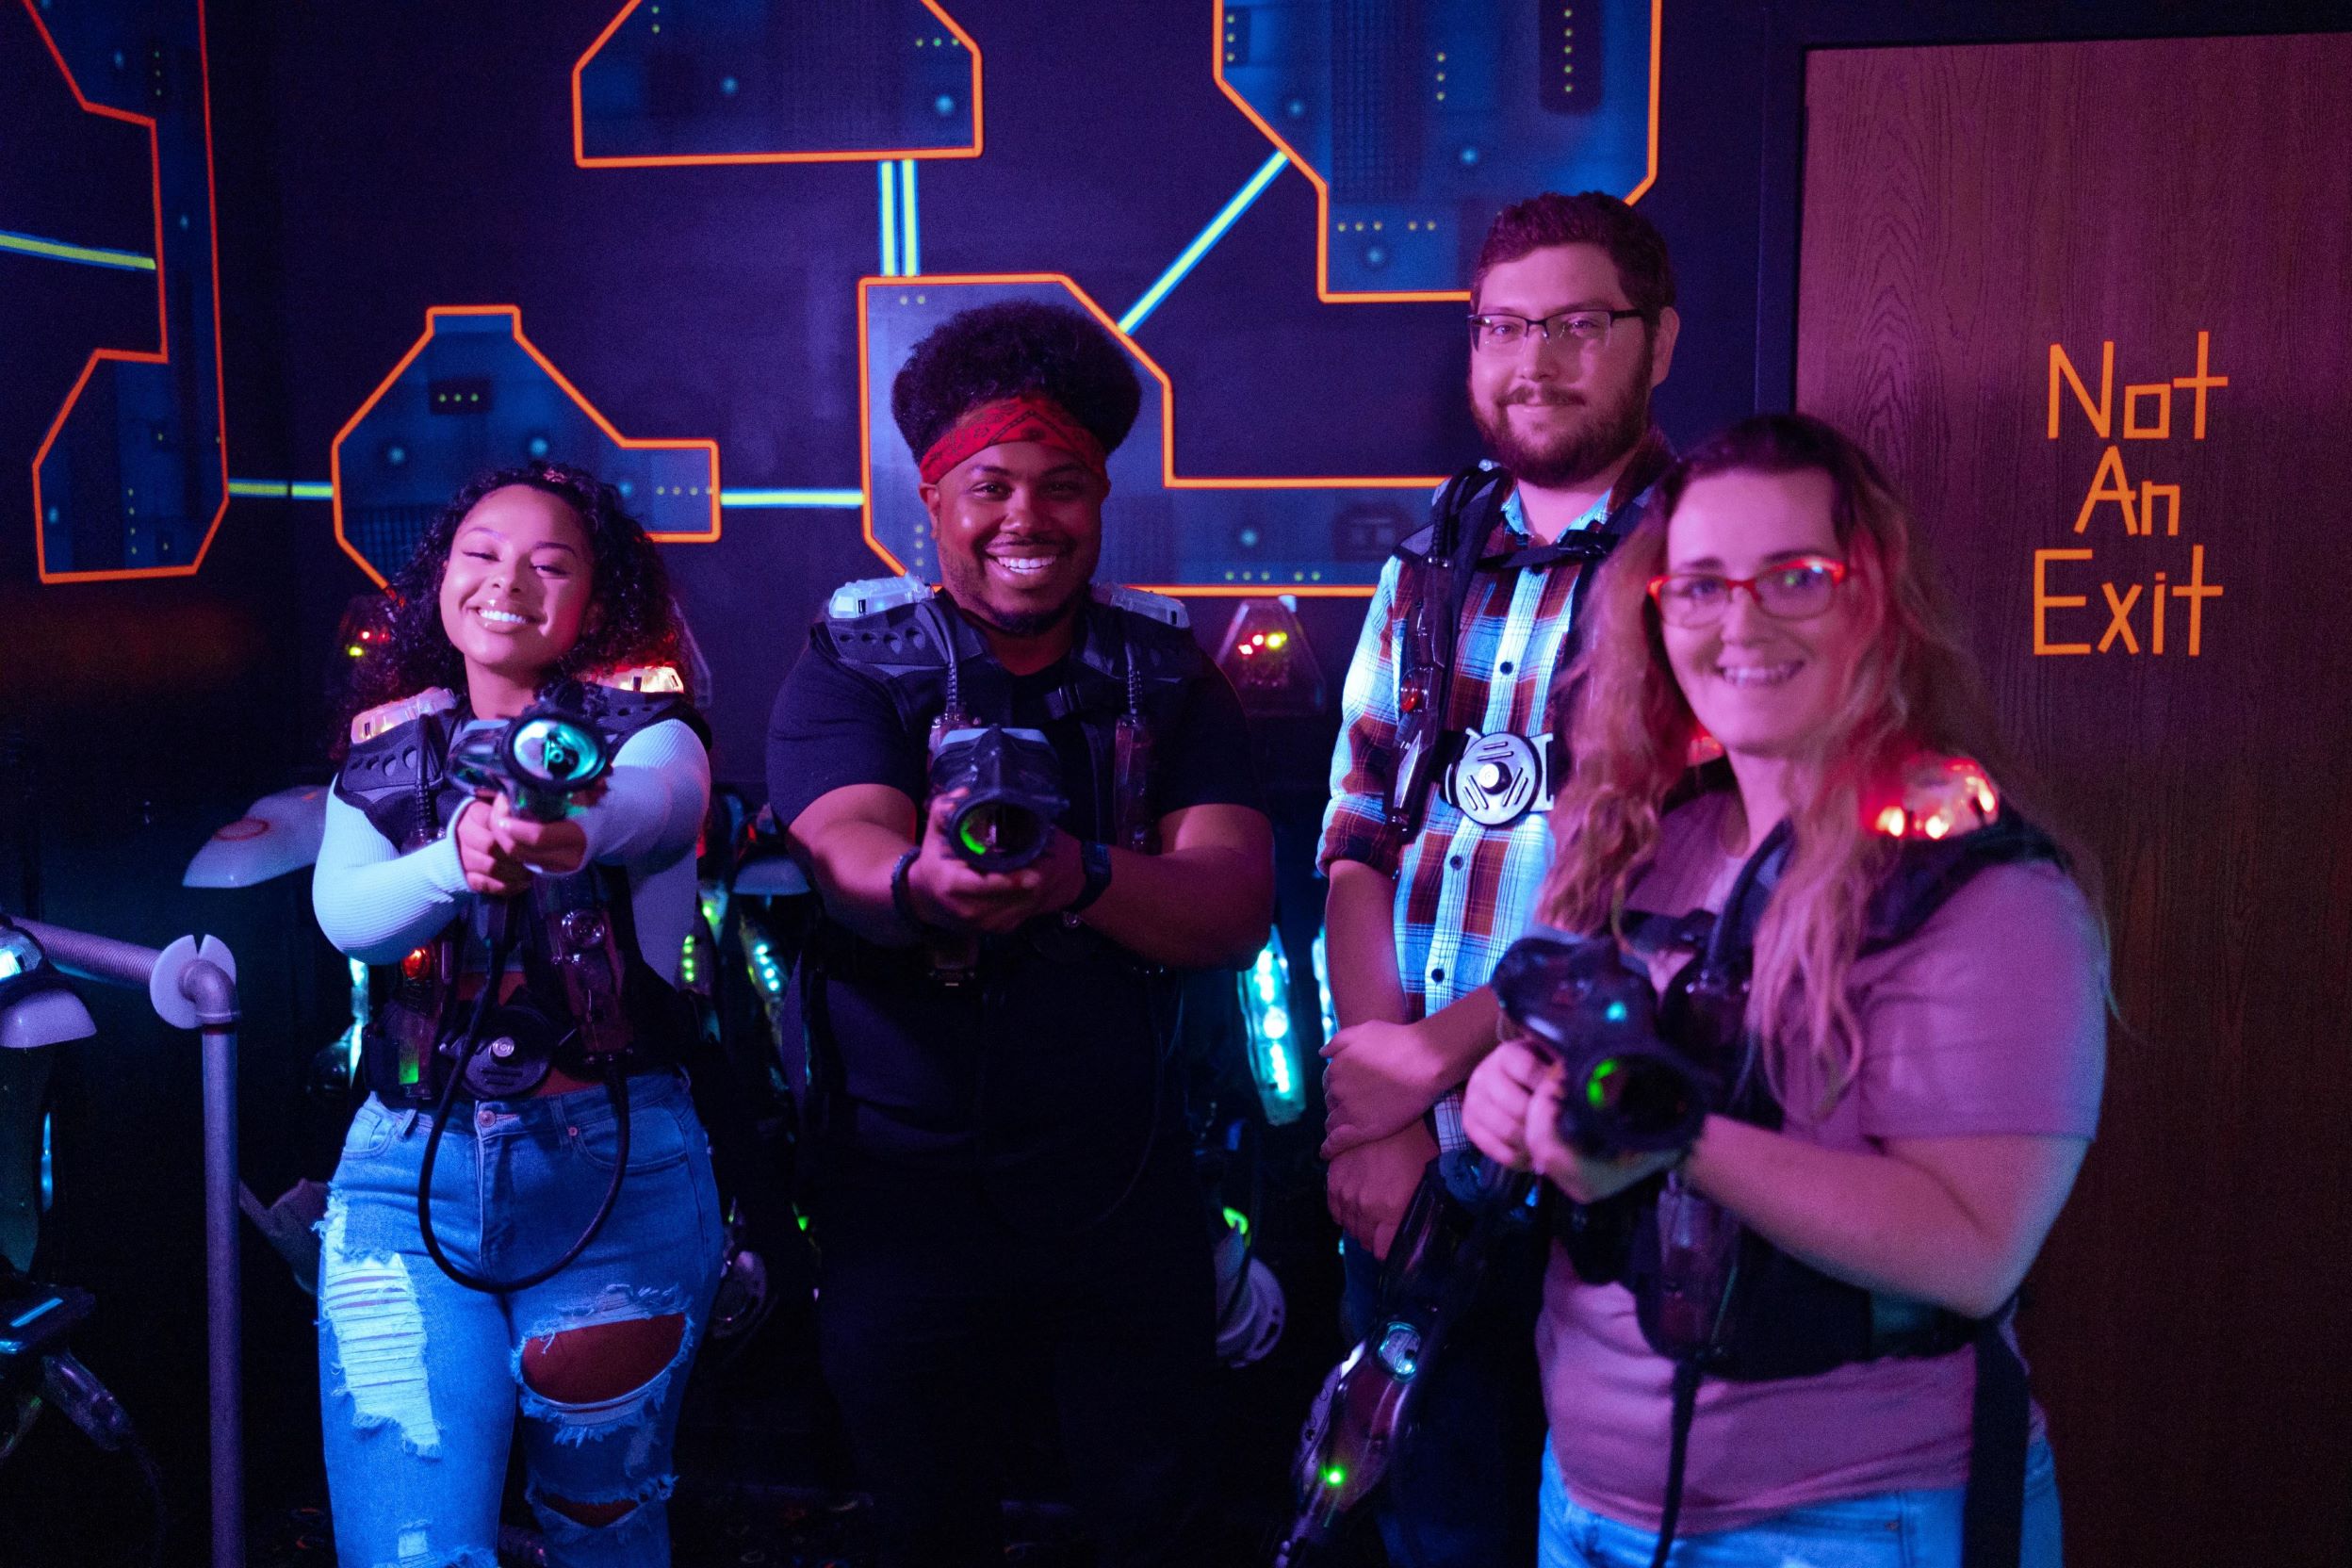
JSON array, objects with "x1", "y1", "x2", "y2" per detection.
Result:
[
  {"x1": 815, "y1": 577, "x2": 1203, "y2": 858},
  {"x1": 1382, "y1": 432, "x2": 1674, "y2": 853},
  {"x1": 334, "y1": 673, "x2": 710, "y2": 1105},
  {"x1": 1567, "y1": 781, "x2": 2067, "y2": 1568},
  {"x1": 800, "y1": 580, "x2": 1209, "y2": 1219}
]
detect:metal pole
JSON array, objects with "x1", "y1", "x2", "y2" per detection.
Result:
[
  {"x1": 15, "y1": 916, "x2": 163, "y2": 988},
  {"x1": 14, "y1": 917, "x2": 247, "y2": 1568},
  {"x1": 184, "y1": 958, "x2": 243, "y2": 1568}
]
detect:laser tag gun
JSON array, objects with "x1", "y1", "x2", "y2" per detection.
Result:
[
  {"x1": 1490, "y1": 934, "x2": 1723, "y2": 1159},
  {"x1": 1279, "y1": 1152, "x2": 1542, "y2": 1564},
  {"x1": 447, "y1": 698, "x2": 612, "y2": 827},
  {"x1": 1279, "y1": 939, "x2": 1719, "y2": 1562},
  {"x1": 926, "y1": 726, "x2": 1069, "y2": 874},
  {"x1": 0, "y1": 1263, "x2": 138, "y2": 1471},
  {"x1": 1492, "y1": 935, "x2": 1751, "y2": 1377},
  {"x1": 443, "y1": 692, "x2": 629, "y2": 1096}
]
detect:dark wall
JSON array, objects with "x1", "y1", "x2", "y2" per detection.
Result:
[{"x1": 1799, "y1": 32, "x2": 2352, "y2": 1564}]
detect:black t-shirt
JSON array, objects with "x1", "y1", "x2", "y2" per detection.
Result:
[{"x1": 764, "y1": 600, "x2": 1263, "y2": 1219}]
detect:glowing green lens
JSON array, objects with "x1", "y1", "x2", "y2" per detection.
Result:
[{"x1": 1587, "y1": 1058, "x2": 1619, "y2": 1110}]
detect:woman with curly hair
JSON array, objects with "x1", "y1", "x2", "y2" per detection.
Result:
[
  {"x1": 1464, "y1": 415, "x2": 2105, "y2": 1567},
  {"x1": 312, "y1": 462, "x2": 721, "y2": 1568}
]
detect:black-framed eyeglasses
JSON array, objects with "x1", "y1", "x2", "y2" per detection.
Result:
[
  {"x1": 1646, "y1": 555, "x2": 1851, "y2": 627},
  {"x1": 1467, "y1": 307, "x2": 1647, "y2": 353}
]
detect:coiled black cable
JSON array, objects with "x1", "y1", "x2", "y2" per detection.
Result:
[{"x1": 415, "y1": 901, "x2": 631, "y2": 1293}]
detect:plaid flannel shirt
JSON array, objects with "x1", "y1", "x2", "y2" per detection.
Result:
[{"x1": 1320, "y1": 477, "x2": 1613, "y2": 1152}]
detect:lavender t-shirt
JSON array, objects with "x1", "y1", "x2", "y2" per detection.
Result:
[{"x1": 1538, "y1": 791, "x2": 2106, "y2": 1534}]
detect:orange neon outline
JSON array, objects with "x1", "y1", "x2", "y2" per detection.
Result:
[
  {"x1": 329, "y1": 305, "x2": 723, "y2": 589},
  {"x1": 571, "y1": 0, "x2": 981, "y2": 169},
  {"x1": 22, "y1": 0, "x2": 233, "y2": 584},
  {"x1": 858, "y1": 273, "x2": 1444, "y2": 598},
  {"x1": 1210, "y1": 0, "x2": 1663, "y2": 303}
]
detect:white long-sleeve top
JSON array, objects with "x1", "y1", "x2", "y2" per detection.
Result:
[{"x1": 312, "y1": 718, "x2": 711, "y2": 984}]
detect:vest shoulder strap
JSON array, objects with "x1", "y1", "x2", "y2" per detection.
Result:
[
  {"x1": 1092, "y1": 582, "x2": 1188, "y2": 629},
  {"x1": 566, "y1": 671, "x2": 711, "y2": 750},
  {"x1": 818, "y1": 586, "x2": 959, "y2": 676},
  {"x1": 335, "y1": 694, "x2": 466, "y2": 846},
  {"x1": 827, "y1": 573, "x2": 932, "y2": 621},
  {"x1": 350, "y1": 687, "x2": 458, "y2": 746},
  {"x1": 1394, "y1": 462, "x2": 1510, "y2": 566}
]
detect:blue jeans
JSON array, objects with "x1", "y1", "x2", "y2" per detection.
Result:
[
  {"x1": 317, "y1": 1073, "x2": 724, "y2": 1568},
  {"x1": 1539, "y1": 1437, "x2": 2064, "y2": 1568}
]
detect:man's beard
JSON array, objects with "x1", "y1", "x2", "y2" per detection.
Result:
[
  {"x1": 974, "y1": 596, "x2": 1085, "y2": 638},
  {"x1": 1473, "y1": 343, "x2": 1655, "y2": 489},
  {"x1": 940, "y1": 557, "x2": 1092, "y2": 639}
]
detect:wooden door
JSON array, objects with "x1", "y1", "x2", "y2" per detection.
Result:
[{"x1": 1797, "y1": 34, "x2": 2352, "y2": 1567}]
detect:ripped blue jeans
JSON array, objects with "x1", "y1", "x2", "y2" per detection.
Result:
[{"x1": 317, "y1": 1072, "x2": 723, "y2": 1568}]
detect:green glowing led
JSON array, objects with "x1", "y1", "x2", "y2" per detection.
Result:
[
  {"x1": 1587, "y1": 1058, "x2": 1618, "y2": 1109},
  {"x1": 1222, "y1": 1206, "x2": 1250, "y2": 1237},
  {"x1": 1322, "y1": 1464, "x2": 1348, "y2": 1489}
]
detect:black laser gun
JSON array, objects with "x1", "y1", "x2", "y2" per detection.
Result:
[
  {"x1": 447, "y1": 696, "x2": 614, "y2": 825},
  {"x1": 927, "y1": 727, "x2": 1069, "y2": 874},
  {"x1": 1490, "y1": 936, "x2": 1715, "y2": 1159},
  {"x1": 443, "y1": 692, "x2": 629, "y2": 1095}
]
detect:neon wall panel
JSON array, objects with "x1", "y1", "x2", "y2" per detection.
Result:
[
  {"x1": 331, "y1": 307, "x2": 720, "y2": 588},
  {"x1": 11, "y1": 0, "x2": 228, "y2": 582},
  {"x1": 575, "y1": 0, "x2": 980, "y2": 166},
  {"x1": 1218, "y1": 0, "x2": 1658, "y2": 299}
]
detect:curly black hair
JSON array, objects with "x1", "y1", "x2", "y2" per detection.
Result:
[
  {"x1": 344, "y1": 461, "x2": 680, "y2": 730},
  {"x1": 890, "y1": 300, "x2": 1142, "y2": 462}
]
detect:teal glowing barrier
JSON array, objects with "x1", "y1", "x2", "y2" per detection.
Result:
[{"x1": 1239, "y1": 930, "x2": 1308, "y2": 1126}]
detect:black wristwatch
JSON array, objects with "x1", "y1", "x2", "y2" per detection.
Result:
[
  {"x1": 1064, "y1": 840, "x2": 1114, "y2": 917},
  {"x1": 890, "y1": 846, "x2": 925, "y2": 929}
]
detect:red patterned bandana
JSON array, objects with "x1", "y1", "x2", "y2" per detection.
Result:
[{"x1": 917, "y1": 392, "x2": 1109, "y2": 486}]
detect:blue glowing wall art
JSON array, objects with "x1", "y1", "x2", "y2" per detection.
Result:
[
  {"x1": 7, "y1": 0, "x2": 227, "y2": 582},
  {"x1": 330, "y1": 307, "x2": 721, "y2": 588},
  {"x1": 574, "y1": 0, "x2": 980, "y2": 167},
  {"x1": 1218, "y1": 0, "x2": 1659, "y2": 300}
]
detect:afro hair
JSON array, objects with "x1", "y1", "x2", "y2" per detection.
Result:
[{"x1": 890, "y1": 300, "x2": 1142, "y2": 463}]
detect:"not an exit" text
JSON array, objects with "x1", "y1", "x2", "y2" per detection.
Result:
[{"x1": 2033, "y1": 332, "x2": 2227, "y2": 658}]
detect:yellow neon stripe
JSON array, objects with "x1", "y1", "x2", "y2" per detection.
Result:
[{"x1": 0, "y1": 229, "x2": 156, "y2": 271}]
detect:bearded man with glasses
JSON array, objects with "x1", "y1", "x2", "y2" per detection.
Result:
[{"x1": 1315, "y1": 191, "x2": 1681, "y2": 1566}]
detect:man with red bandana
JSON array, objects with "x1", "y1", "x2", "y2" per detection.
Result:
[{"x1": 765, "y1": 301, "x2": 1274, "y2": 1567}]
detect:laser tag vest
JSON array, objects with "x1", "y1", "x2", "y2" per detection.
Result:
[
  {"x1": 1382, "y1": 433, "x2": 1674, "y2": 850},
  {"x1": 803, "y1": 580, "x2": 1213, "y2": 1219},
  {"x1": 1566, "y1": 763, "x2": 2066, "y2": 1568},
  {"x1": 334, "y1": 671, "x2": 710, "y2": 1105},
  {"x1": 815, "y1": 577, "x2": 1202, "y2": 860}
]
